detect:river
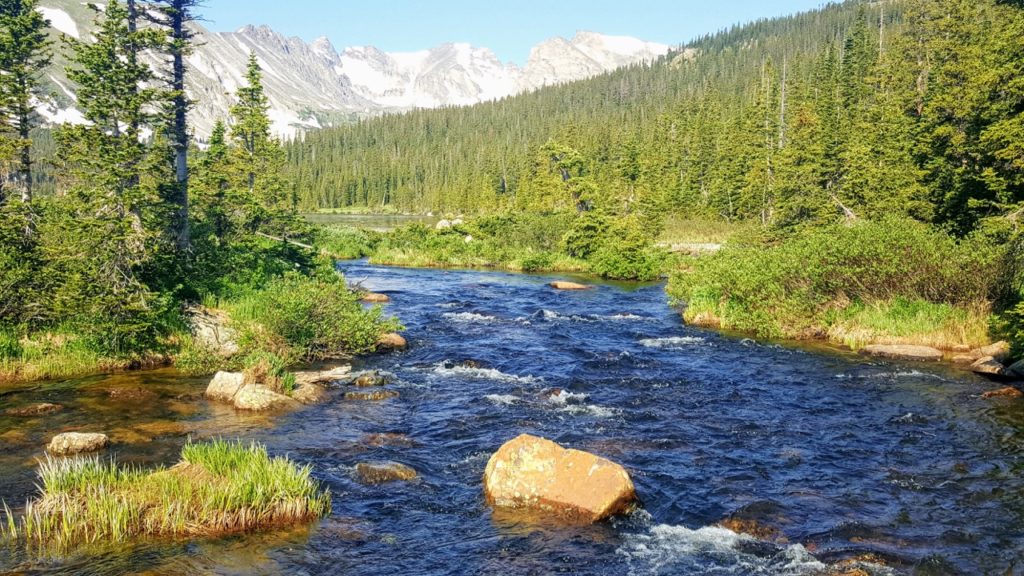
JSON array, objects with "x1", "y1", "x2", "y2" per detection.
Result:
[{"x1": 1, "y1": 261, "x2": 1022, "y2": 575}]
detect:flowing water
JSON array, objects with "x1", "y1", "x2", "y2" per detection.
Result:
[{"x1": 1, "y1": 261, "x2": 1024, "y2": 575}]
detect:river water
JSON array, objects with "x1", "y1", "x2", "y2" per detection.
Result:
[{"x1": 1, "y1": 261, "x2": 1022, "y2": 575}]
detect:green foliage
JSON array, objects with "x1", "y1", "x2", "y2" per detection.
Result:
[
  {"x1": 173, "y1": 337, "x2": 221, "y2": 376},
  {"x1": 228, "y1": 273, "x2": 401, "y2": 361},
  {"x1": 315, "y1": 225, "x2": 381, "y2": 259},
  {"x1": 1, "y1": 440, "x2": 331, "y2": 548},
  {"x1": 668, "y1": 218, "x2": 1000, "y2": 343},
  {"x1": 588, "y1": 217, "x2": 667, "y2": 281}
]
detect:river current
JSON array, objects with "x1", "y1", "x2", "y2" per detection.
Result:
[{"x1": 1, "y1": 261, "x2": 1022, "y2": 575}]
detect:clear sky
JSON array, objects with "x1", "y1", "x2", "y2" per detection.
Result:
[{"x1": 199, "y1": 1, "x2": 827, "y2": 64}]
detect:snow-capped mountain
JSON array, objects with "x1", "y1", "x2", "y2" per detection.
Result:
[{"x1": 34, "y1": 1, "x2": 673, "y2": 138}]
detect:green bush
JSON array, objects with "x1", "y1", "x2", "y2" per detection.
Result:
[
  {"x1": 587, "y1": 216, "x2": 666, "y2": 281},
  {"x1": 561, "y1": 210, "x2": 609, "y2": 259},
  {"x1": 229, "y1": 273, "x2": 402, "y2": 360},
  {"x1": 315, "y1": 226, "x2": 382, "y2": 259},
  {"x1": 0, "y1": 327, "x2": 23, "y2": 360},
  {"x1": 667, "y1": 218, "x2": 1001, "y2": 342},
  {"x1": 174, "y1": 338, "x2": 223, "y2": 376}
]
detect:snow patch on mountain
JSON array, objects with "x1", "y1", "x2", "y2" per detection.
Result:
[{"x1": 36, "y1": 6, "x2": 79, "y2": 38}]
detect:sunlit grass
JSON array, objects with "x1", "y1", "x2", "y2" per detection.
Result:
[
  {"x1": 658, "y1": 217, "x2": 753, "y2": 245},
  {"x1": 1, "y1": 439, "x2": 330, "y2": 550},
  {"x1": 0, "y1": 331, "x2": 169, "y2": 385},
  {"x1": 825, "y1": 299, "x2": 991, "y2": 350}
]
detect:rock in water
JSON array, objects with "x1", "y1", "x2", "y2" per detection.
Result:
[
  {"x1": 483, "y1": 434, "x2": 636, "y2": 523},
  {"x1": 971, "y1": 341, "x2": 1011, "y2": 362},
  {"x1": 981, "y1": 386, "x2": 1023, "y2": 399},
  {"x1": 232, "y1": 385, "x2": 300, "y2": 411},
  {"x1": 970, "y1": 356, "x2": 1007, "y2": 377},
  {"x1": 5, "y1": 403, "x2": 63, "y2": 417},
  {"x1": 1008, "y1": 360, "x2": 1024, "y2": 379},
  {"x1": 47, "y1": 432, "x2": 109, "y2": 456},
  {"x1": 205, "y1": 371, "x2": 246, "y2": 403},
  {"x1": 377, "y1": 333, "x2": 407, "y2": 350},
  {"x1": 361, "y1": 292, "x2": 391, "y2": 303},
  {"x1": 861, "y1": 344, "x2": 943, "y2": 362},
  {"x1": 293, "y1": 365, "x2": 351, "y2": 386},
  {"x1": 345, "y1": 390, "x2": 399, "y2": 401},
  {"x1": 549, "y1": 281, "x2": 591, "y2": 291},
  {"x1": 355, "y1": 461, "x2": 418, "y2": 484}
]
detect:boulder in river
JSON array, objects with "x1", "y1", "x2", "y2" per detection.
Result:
[
  {"x1": 345, "y1": 390, "x2": 399, "y2": 401},
  {"x1": 291, "y1": 382, "x2": 326, "y2": 405},
  {"x1": 861, "y1": 344, "x2": 943, "y2": 362},
  {"x1": 377, "y1": 332, "x2": 407, "y2": 350},
  {"x1": 549, "y1": 281, "x2": 592, "y2": 291},
  {"x1": 1008, "y1": 359, "x2": 1024, "y2": 379},
  {"x1": 361, "y1": 292, "x2": 391, "y2": 304},
  {"x1": 970, "y1": 356, "x2": 1007, "y2": 378},
  {"x1": 205, "y1": 371, "x2": 246, "y2": 403},
  {"x1": 483, "y1": 433, "x2": 636, "y2": 523},
  {"x1": 355, "y1": 461, "x2": 418, "y2": 484},
  {"x1": 5, "y1": 402, "x2": 63, "y2": 417},
  {"x1": 47, "y1": 432, "x2": 109, "y2": 456},
  {"x1": 293, "y1": 365, "x2": 352, "y2": 387},
  {"x1": 353, "y1": 372, "x2": 390, "y2": 387},
  {"x1": 361, "y1": 432, "x2": 417, "y2": 448},
  {"x1": 232, "y1": 384, "x2": 300, "y2": 411}
]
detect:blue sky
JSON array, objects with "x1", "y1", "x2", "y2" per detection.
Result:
[{"x1": 200, "y1": 1, "x2": 827, "y2": 64}]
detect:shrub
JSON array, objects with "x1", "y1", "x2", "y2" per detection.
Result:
[
  {"x1": 229, "y1": 273, "x2": 401, "y2": 360},
  {"x1": 242, "y1": 350, "x2": 296, "y2": 394},
  {"x1": 315, "y1": 226, "x2": 381, "y2": 259},
  {"x1": 588, "y1": 216, "x2": 666, "y2": 281},
  {"x1": 562, "y1": 210, "x2": 610, "y2": 259},
  {"x1": 668, "y1": 218, "x2": 1001, "y2": 343},
  {"x1": 174, "y1": 337, "x2": 223, "y2": 376}
]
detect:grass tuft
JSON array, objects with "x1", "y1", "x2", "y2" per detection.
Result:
[{"x1": 1, "y1": 439, "x2": 330, "y2": 550}]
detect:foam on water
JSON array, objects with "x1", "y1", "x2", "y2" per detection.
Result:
[
  {"x1": 442, "y1": 311, "x2": 500, "y2": 323},
  {"x1": 484, "y1": 394, "x2": 519, "y2": 406},
  {"x1": 617, "y1": 524, "x2": 825, "y2": 576},
  {"x1": 639, "y1": 336, "x2": 706, "y2": 348},
  {"x1": 428, "y1": 362, "x2": 543, "y2": 384}
]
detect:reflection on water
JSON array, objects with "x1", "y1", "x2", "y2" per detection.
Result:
[{"x1": 1, "y1": 261, "x2": 1023, "y2": 575}]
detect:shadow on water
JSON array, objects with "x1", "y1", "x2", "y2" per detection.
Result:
[{"x1": 2, "y1": 260, "x2": 1024, "y2": 574}]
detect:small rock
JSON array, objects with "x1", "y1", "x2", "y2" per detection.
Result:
[
  {"x1": 969, "y1": 356, "x2": 1006, "y2": 377},
  {"x1": 107, "y1": 387, "x2": 158, "y2": 401},
  {"x1": 483, "y1": 433, "x2": 636, "y2": 523},
  {"x1": 360, "y1": 292, "x2": 391, "y2": 303},
  {"x1": 435, "y1": 219, "x2": 452, "y2": 230},
  {"x1": 361, "y1": 432, "x2": 417, "y2": 448},
  {"x1": 353, "y1": 372, "x2": 390, "y2": 387},
  {"x1": 952, "y1": 354, "x2": 975, "y2": 364},
  {"x1": 464, "y1": 235, "x2": 473, "y2": 243},
  {"x1": 233, "y1": 384, "x2": 300, "y2": 411},
  {"x1": 291, "y1": 382, "x2": 327, "y2": 404},
  {"x1": 377, "y1": 333, "x2": 407, "y2": 350},
  {"x1": 355, "y1": 461, "x2": 418, "y2": 484},
  {"x1": 718, "y1": 517, "x2": 786, "y2": 543},
  {"x1": 205, "y1": 371, "x2": 246, "y2": 403},
  {"x1": 5, "y1": 402, "x2": 63, "y2": 417},
  {"x1": 861, "y1": 344, "x2": 943, "y2": 362},
  {"x1": 549, "y1": 281, "x2": 592, "y2": 291},
  {"x1": 971, "y1": 341, "x2": 1011, "y2": 362},
  {"x1": 981, "y1": 386, "x2": 1023, "y2": 399},
  {"x1": 461, "y1": 360, "x2": 487, "y2": 369},
  {"x1": 451, "y1": 218, "x2": 464, "y2": 226},
  {"x1": 293, "y1": 365, "x2": 351, "y2": 386},
  {"x1": 345, "y1": 390, "x2": 399, "y2": 401},
  {"x1": 47, "y1": 432, "x2": 109, "y2": 456}
]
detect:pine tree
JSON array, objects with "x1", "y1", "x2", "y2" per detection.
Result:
[{"x1": 0, "y1": 0, "x2": 51, "y2": 203}]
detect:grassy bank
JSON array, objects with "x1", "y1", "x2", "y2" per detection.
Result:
[
  {"x1": 2, "y1": 440, "x2": 330, "y2": 548},
  {"x1": 667, "y1": 218, "x2": 1002, "y2": 351},
  {"x1": 315, "y1": 211, "x2": 669, "y2": 281}
]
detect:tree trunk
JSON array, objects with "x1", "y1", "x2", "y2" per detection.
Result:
[{"x1": 170, "y1": 0, "x2": 190, "y2": 251}]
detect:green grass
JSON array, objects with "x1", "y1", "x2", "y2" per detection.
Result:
[
  {"x1": 0, "y1": 329, "x2": 170, "y2": 385},
  {"x1": 658, "y1": 217, "x2": 753, "y2": 245},
  {"x1": 668, "y1": 218, "x2": 1001, "y2": 349},
  {"x1": 2, "y1": 440, "x2": 330, "y2": 549}
]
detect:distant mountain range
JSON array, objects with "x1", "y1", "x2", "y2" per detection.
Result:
[{"x1": 35, "y1": 1, "x2": 673, "y2": 138}]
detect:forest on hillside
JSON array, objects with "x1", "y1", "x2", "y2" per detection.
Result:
[{"x1": 287, "y1": 0, "x2": 1023, "y2": 239}]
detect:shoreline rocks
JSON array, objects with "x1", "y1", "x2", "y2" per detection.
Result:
[
  {"x1": 377, "y1": 333, "x2": 407, "y2": 350},
  {"x1": 205, "y1": 371, "x2": 246, "y2": 403},
  {"x1": 47, "y1": 432, "x2": 109, "y2": 456},
  {"x1": 483, "y1": 434, "x2": 636, "y2": 523},
  {"x1": 861, "y1": 344, "x2": 943, "y2": 362},
  {"x1": 232, "y1": 384, "x2": 300, "y2": 411},
  {"x1": 360, "y1": 292, "x2": 391, "y2": 304}
]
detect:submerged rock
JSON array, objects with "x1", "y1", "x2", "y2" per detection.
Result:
[
  {"x1": 355, "y1": 461, "x2": 418, "y2": 484},
  {"x1": 47, "y1": 432, "x2": 109, "y2": 456},
  {"x1": 549, "y1": 281, "x2": 592, "y2": 291},
  {"x1": 981, "y1": 386, "x2": 1022, "y2": 399},
  {"x1": 361, "y1": 292, "x2": 391, "y2": 303},
  {"x1": 377, "y1": 333, "x2": 407, "y2": 350},
  {"x1": 5, "y1": 402, "x2": 63, "y2": 417},
  {"x1": 361, "y1": 432, "x2": 417, "y2": 448},
  {"x1": 205, "y1": 371, "x2": 246, "y2": 403},
  {"x1": 345, "y1": 390, "x2": 399, "y2": 401},
  {"x1": 861, "y1": 344, "x2": 943, "y2": 362},
  {"x1": 483, "y1": 433, "x2": 636, "y2": 523},
  {"x1": 353, "y1": 372, "x2": 390, "y2": 387},
  {"x1": 718, "y1": 517, "x2": 787, "y2": 543},
  {"x1": 291, "y1": 382, "x2": 327, "y2": 405},
  {"x1": 107, "y1": 387, "x2": 158, "y2": 402},
  {"x1": 969, "y1": 356, "x2": 1007, "y2": 377},
  {"x1": 233, "y1": 384, "x2": 300, "y2": 411}
]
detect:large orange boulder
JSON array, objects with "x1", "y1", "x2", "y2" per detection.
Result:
[{"x1": 483, "y1": 434, "x2": 636, "y2": 523}]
